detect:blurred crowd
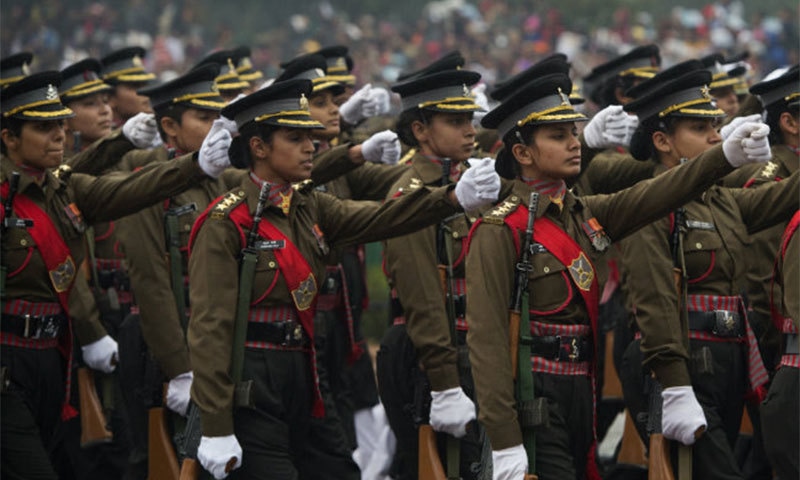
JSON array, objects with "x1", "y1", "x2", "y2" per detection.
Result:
[{"x1": 3, "y1": 0, "x2": 798, "y2": 92}]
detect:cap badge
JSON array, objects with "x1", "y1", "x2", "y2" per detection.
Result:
[
  {"x1": 226, "y1": 58, "x2": 236, "y2": 73},
  {"x1": 132, "y1": 55, "x2": 143, "y2": 67},
  {"x1": 45, "y1": 84, "x2": 58, "y2": 100},
  {"x1": 335, "y1": 58, "x2": 345, "y2": 68},
  {"x1": 557, "y1": 87, "x2": 570, "y2": 106},
  {"x1": 701, "y1": 85, "x2": 711, "y2": 99},
  {"x1": 313, "y1": 68, "x2": 325, "y2": 79},
  {"x1": 241, "y1": 57, "x2": 253, "y2": 69},
  {"x1": 299, "y1": 93, "x2": 309, "y2": 110},
  {"x1": 22, "y1": 62, "x2": 31, "y2": 76},
  {"x1": 463, "y1": 84, "x2": 470, "y2": 97}
]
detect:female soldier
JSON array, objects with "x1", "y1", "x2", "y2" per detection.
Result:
[
  {"x1": 465, "y1": 70, "x2": 772, "y2": 480},
  {"x1": 377, "y1": 62, "x2": 487, "y2": 480},
  {"x1": 186, "y1": 78, "x2": 499, "y2": 479},
  {"x1": 0, "y1": 71, "x2": 229, "y2": 479},
  {"x1": 617, "y1": 63, "x2": 798, "y2": 479}
]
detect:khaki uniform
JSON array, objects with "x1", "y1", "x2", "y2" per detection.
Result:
[
  {"x1": 466, "y1": 145, "x2": 735, "y2": 478},
  {"x1": 187, "y1": 173, "x2": 459, "y2": 478},
  {"x1": 618, "y1": 161, "x2": 798, "y2": 479}
]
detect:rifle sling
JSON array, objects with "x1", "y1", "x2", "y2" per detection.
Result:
[{"x1": 164, "y1": 211, "x2": 189, "y2": 333}]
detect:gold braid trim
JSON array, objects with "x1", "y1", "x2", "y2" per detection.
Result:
[
  {"x1": 516, "y1": 105, "x2": 578, "y2": 126},
  {"x1": 62, "y1": 81, "x2": 111, "y2": 99},
  {"x1": 4, "y1": 98, "x2": 63, "y2": 117},
  {"x1": 17, "y1": 107, "x2": 74, "y2": 118},
  {"x1": 104, "y1": 66, "x2": 148, "y2": 79},
  {"x1": 255, "y1": 110, "x2": 314, "y2": 122},
  {"x1": 675, "y1": 107, "x2": 725, "y2": 116},
  {"x1": 275, "y1": 118, "x2": 325, "y2": 126},
  {"x1": 173, "y1": 91, "x2": 223, "y2": 103},
  {"x1": 189, "y1": 98, "x2": 227, "y2": 109},
  {"x1": 659, "y1": 98, "x2": 714, "y2": 117},
  {"x1": 417, "y1": 96, "x2": 476, "y2": 109}
]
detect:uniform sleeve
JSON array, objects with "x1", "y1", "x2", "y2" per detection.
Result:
[
  {"x1": 187, "y1": 216, "x2": 242, "y2": 437},
  {"x1": 585, "y1": 144, "x2": 733, "y2": 241},
  {"x1": 385, "y1": 225, "x2": 459, "y2": 390},
  {"x1": 317, "y1": 185, "x2": 460, "y2": 247},
  {"x1": 68, "y1": 270, "x2": 109, "y2": 345},
  {"x1": 310, "y1": 143, "x2": 361, "y2": 186},
  {"x1": 347, "y1": 163, "x2": 410, "y2": 201},
  {"x1": 116, "y1": 203, "x2": 191, "y2": 379},
  {"x1": 71, "y1": 152, "x2": 207, "y2": 224},
  {"x1": 466, "y1": 222, "x2": 521, "y2": 449},
  {"x1": 618, "y1": 221, "x2": 691, "y2": 388},
  {"x1": 65, "y1": 130, "x2": 135, "y2": 175},
  {"x1": 735, "y1": 171, "x2": 800, "y2": 234},
  {"x1": 578, "y1": 153, "x2": 655, "y2": 195}
]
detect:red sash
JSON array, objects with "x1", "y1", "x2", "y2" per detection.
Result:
[
  {"x1": 191, "y1": 198, "x2": 325, "y2": 417},
  {"x1": 502, "y1": 206, "x2": 600, "y2": 345},
  {"x1": 1, "y1": 181, "x2": 78, "y2": 420}
]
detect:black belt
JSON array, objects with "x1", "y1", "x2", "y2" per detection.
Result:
[
  {"x1": 527, "y1": 335, "x2": 592, "y2": 363},
  {"x1": 246, "y1": 321, "x2": 309, "y2": 347},
  {"x1": 688, "y1": 310, "x2": 744, "y2": 338},
  {"x1": 785, "y1": 333, "x2": 799, "y2": 355},
  {"x1": 1, "y1": 314, "x2": 66, "y2": 339}
]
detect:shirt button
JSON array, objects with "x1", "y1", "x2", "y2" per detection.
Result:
[
  {"x1": 268, "y1": 261, "x2": 277, "y2": 268},
  {"x1": 452, "y1": 231, "x2": 459, "y2": 238},
  {"x1": 543, "y1": 266, "x2": 550, "y2": 273},
  {"x1": 695, "y1": 242, "x2": 702, "y2": 249},
  {"x1": 20, "y1": 239, "x2": 27, "y2": 246},
  {"x1": 184, "y1": 224, "x2": 191, "y2": 231}
]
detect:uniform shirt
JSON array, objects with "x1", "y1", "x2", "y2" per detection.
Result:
[
  {"x1": 188, "y1": 174, "x2": 461, "y2": 436},
  {"x1": 1, "y1": 152, "x2": 208, "y2": 344},
  {"x1": 779, "y1": 214, "x2": 799, "y2": 326},
  {"x1": 466, "y1": 144, "x2": 735, "y2": 450},
  {"x1": 383, "y1": 153, "x2": 473, "y2": 391},
  {"x1": 619, "y1": 162, "x2": 799, "y2": 389}
]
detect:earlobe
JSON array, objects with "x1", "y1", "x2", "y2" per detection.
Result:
[
  {"x1": 411, "y1": 120, "x2": 428, "y2": 143},
  {"x1": 0, "y1": 129, "x2": 18, "y2": 151},
  {"x1": 512, "y1": 143, "x2": 534, "y2": 166},
  {"x1": 780, "y1": 112, "x2": 800, "y2": 137},
  {"x1": 160, "y1": 117, "x2": 179, "y2": 138}
]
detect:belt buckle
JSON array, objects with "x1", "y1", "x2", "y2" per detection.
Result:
[
  {"x1": 22, "y1": 314, "x2": 32, "y2": 338},
  {"x1": 39, "y1": 317, "x2": 58, "y2": 339},
  {"x1": 711, "y1": 310, "x2": 739, "y2": 337},
  {"x1": 284, "y1": 322, "x2": 304, "y2": 345},
  {"x1": 568, "y1": 337, "x2": 580, "y2": 362}
]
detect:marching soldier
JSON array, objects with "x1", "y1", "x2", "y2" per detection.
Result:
[
  {"x1": 185, "y1": 78, "x2": 499, "y2": 479},
  {"x1": 701, "y1": 53, "x2": 749, "y2": 120},
  {"x1": 618, "y1": 61, "x2": 797, "y2": 478},
  {"x1": 231, "y1": 45, "x2": 264, "y2": 94},
  {"x1": 100, "y1": 46, "x2": 156, "y2": 128},
  {"x1": 193, "y1": 49, "x2": 250, "y2": 102},
  {"x1": 377, "y1": 59, "x2": 489, "y2": 480},
  {"x1": 466, "y1": 68, "x2": 772, "y2": 480},
  {"x1": 0, "y1": 71, "x2": 231, "y2": 479}
]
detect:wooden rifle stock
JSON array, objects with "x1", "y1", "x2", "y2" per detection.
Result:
[
  {"x1": 77, "y1": 367, "x2": 113, "y2": 447},
  {"x1": 509, "y1": 311, "x2": 521, "y2": 381},
  {"x1": 178, "y1": 458, "x2": 199, "y2": 480},
  {"x1": 148, "y1": 384, "x2": 180, "y2": 480},
  {"x1": 418, "y1": 424, "x2": 446, "y2": 480},
  {"x1": 648, "y1": 433, "x2": 675, "y2": 480}
]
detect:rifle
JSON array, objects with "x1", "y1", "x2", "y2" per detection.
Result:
[
  {"x1": 509, "y1": 192, "x2": 540, "y2": 480},
  {"x1": 177, "y1": 182, "x2": 269, "y2": 479},
  {"x1": 77, "y1": 367, "x2": 113, "y2": 447},
  {"x1": 2, "y1": 172, "x2": 33, "y2": 296},
  {"x1": 148, "y1": 384, "x2": 180, "y2": 480}
]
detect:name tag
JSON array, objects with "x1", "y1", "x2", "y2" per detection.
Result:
[
  {"x1": 686, "y1": 220, "x2": 715, "y2": 231},
  {"x1": 256, "y1": 239, "x2": 285, "y2": 250}
]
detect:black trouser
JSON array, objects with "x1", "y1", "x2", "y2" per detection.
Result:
[
  {"x1": 1, "y1": 345, "x2": 64, "y2": 480},
  {"x1": 620, "y1": 338, "x2": 747, "y2": 480},
  {"x1": 376, "y1": 324, "x2": 484, "y2": 480},
  {"x1": 761, "y1": 366, "x2": 799, "y2": 480},
  {"x1": 529, "y1": 372, "x2": 595, "y2": 480},
  {"x1": 229, "y1": 348, "x2": 359, "y2": 479}
]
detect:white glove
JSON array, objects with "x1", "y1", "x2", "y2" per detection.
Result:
[
  {"x1": 339, "y1": 83, "x2": 372, "y2": 125},
  {"x1": 216, "y1": 114, "x2": 239, "y2": 136},
  {"x1": 719, "y1": 114, "x2": 763, "y2": 140},
  {"x1": 582, "y1": 105, "x2": 639, "y2": 149},
  {"x1": 197, "y1": 435, "x2": 242, "y2": 479},
  {"x1": 166, "y1": 371, "x2": 193, "y2": 416},
  {"x1": 492, "y1": 444, "x2": 529, "y2": 480},
  {"x1": 81, "y1": 335, "x2": 118, "y2": 373},
  {"x1": 471, "y1": 84, "x2": 490, "y2": 125},
  {"x1": 199, "y1": 119, "x2": 233, "y2": 178},
  {"x1": 722, "y1": 122, "x2": 771, "y2": 167},
  {"x1": 362, "y1": 87, "x2": 391, "y2": 117},
  {"x1": 662, "y1": 386, "x2": 707, "y2": 446},
  {"x1": 429, "y1": 386, "x2": 476, "y2": 438},
  {"x1": 122, "y1": 112, "x2": 160, "y2": 149},
  {"x1": 361, "y1": 129, "x2": 400, "y2": 164},
  {"x1": 454, "y1": 158, "x2": 502, "y2": 212}
]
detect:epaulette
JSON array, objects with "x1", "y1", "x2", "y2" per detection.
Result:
[
  {"x1": 292, "y1": 179, "x2": 315, "y2": 193},
  {"x1": 482, "y1": 194, "x2": 522, "y2": 225},
  {"x1": 759, "y1": 161, "x2": 779, "y2": 180},
  {"x1": 209, "y1": 189, "x2": 246, "y2": 220},
  {"x1": 52, "y1": 164, "x2": 73, "y2": 182},
  {"x1": 398, "y1": 148, "x2": 417, "y2": 165},
  {"x1": 395, "y1": 177, "x2": 424, "y2": 196}
]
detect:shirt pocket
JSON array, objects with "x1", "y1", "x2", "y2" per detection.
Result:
[
  {"x1": 251, "y1": 250, "x2": 281, "y2": 305},
  {"x1": 4, "y1": 229, "x2": 36, "y2": 278},
  {"x1": 527, "y1": 253, "x2": 573, "y2": 315},
  {"x1": 683, "y1": 228, "x2": 722, "y2": 283}
]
